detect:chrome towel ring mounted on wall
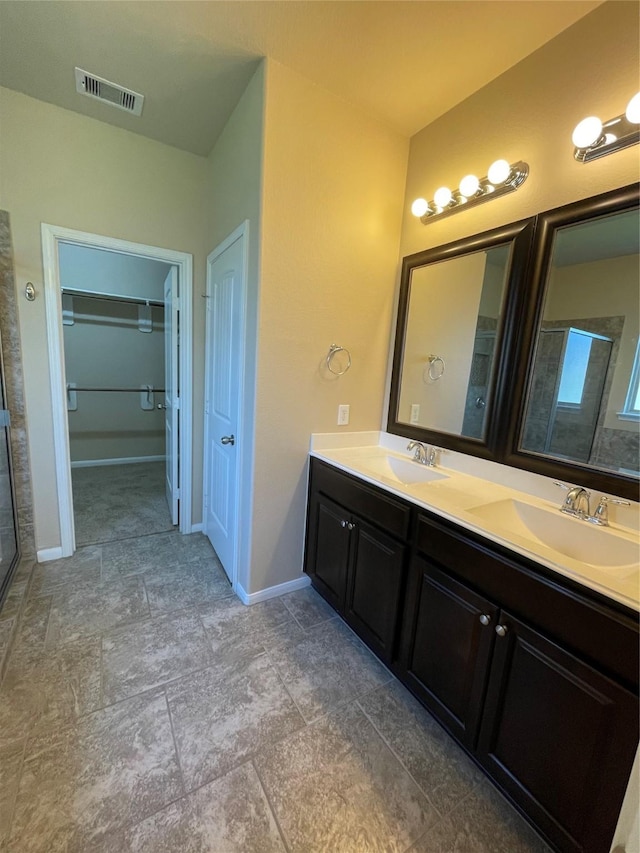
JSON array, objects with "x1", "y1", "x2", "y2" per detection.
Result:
[
  {"x1": 326, "y1": 344, "x2": 352, "y2": 376},
  {"x1": 424, "y1": 354, "x2": 445, "y2": 382}
]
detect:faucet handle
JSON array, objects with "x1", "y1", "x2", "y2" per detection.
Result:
[{"x1": 590, "y1": 495, "x2": 631, "y2": 526}]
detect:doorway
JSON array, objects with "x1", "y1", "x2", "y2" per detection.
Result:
[{"x1": 42, "y1": 224, "x2": 193, "y2": 557}]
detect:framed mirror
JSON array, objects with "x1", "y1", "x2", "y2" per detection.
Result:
[
  {"x1": 505, "y1": 184, "x2": 639, "y2": 500},
  {"x1": 387, "y1": 219, "x2": 535, "y2": 459}
]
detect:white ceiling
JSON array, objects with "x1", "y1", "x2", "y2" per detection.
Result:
[{"x1": 0, "y1": 1, "x2": 602, "y2": 157}]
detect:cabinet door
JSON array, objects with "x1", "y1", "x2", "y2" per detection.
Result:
[
  {"x1": 477, "y1": 612, "x2": 638, "y2": 853},
  {"x1": 344, "y1": 518, "x2": 407, "y2": 663},
  {"x1": 305, "y1": 493, "x2": 350, "y2": 610},
  {"x1": 400, "y1": 557, "x2": 498, "y2": 748}
]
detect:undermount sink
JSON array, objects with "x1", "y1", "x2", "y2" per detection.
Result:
[
  {"x1": 360, "y1": 455, "x2": 448, "y2": 486},
  {"x1": 468, "y1": 499, "x2": 639, "y2": 570}
]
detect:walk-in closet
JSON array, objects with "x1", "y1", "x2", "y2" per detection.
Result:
[{"x1": 60, "y1": 243, "x2": 176, "y2": 546}]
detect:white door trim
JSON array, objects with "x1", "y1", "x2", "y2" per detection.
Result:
[
  {"x1": 41, "y1": 223, "x2": 194, "y2": 556},
  {"x1": 203, "y1": 220, "x2": 250, "y2": 592}
]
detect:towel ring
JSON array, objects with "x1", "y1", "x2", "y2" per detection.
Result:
[
  {"x1": 424, "y1": 354, "x2": 445, "y2": 382},
  {"x1": 326, "y1": 344, "x2": 351, "y2": 376}
]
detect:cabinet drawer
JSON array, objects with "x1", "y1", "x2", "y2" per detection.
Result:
[
  {"x1": 415, "y1": 512, "x2": 640, "y2": 690},
  {"x1": 311, "y1": 458, "x2": 411, "y2": 540}
]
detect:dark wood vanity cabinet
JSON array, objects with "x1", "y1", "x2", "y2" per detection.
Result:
[
  {"x1": 305, "y1": 459, "x2": 410, "y2": 662},
  {"x1": 304, "y1": 458, "x2": 640, "y2": 853},
  {"x1": 402, "y1": 512, "x2": 639, "y2": 853}
]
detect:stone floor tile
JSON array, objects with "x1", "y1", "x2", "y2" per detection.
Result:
[
  {"x1": 101, "y1": 532, "x2": 179, "y2": 580},
  {"x1": 47, "y1": 574, "x2": 150, "y2": 645},
  {"x1": 254, "y1": 702, "x2": 437, "y2": 853},
  {"x1": 0, "y1": 636, "x2": 102, "y2": 749},
  {"x1": 410, "y1": 782, "x2": 552, "y2": 852},
  {"x1": 170, "y1": 531, "x2": 219, "y2": 564},
  {"x1": 167, "y1": 654, "x2": 305, "y2": 792},
  {"x1": 266, "y1": 617, "x2": 391, "y2": 721},
  {"x1": 358, "y1": 679, "x2": 483, "y2": 815},
  {"x1": 96, "y1": 762, "x2": 286, "y2": 853},
  {"x1": 0, "y1": 615, "x2": 16, "y2": 667},
  {"x1": 281, "y1": 585, "x2": 336, "y2": 628},
  {"x1": 29, "y1": 546, "x2": 102, "y2": 597},
  {"x1": 72, "y1": 462, "x2": 174, "y2": 547},
  {"x1": 144, "y1": 561, "x2": 232, "y2": 615},
  {"x1": 0, "y1": 580, "x2": 27, "y2": 618},
  {"x1": 9, "y1": 689, "x2": 183, "y2": 852},
  {"x1": 198, "y1": 595, "x2": 294, "y2": 646},
  {"x1": 259, "y1": 617, "x2": 307, "y2": 651},
  {"x1": 102, "y1": 609, "x2": 214, "y2": 704},
  {"x1": 0, "y1": 739, "x2": 25, "y2": 849}
]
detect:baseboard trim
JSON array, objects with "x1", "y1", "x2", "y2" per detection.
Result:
[
  {"x1": 189, "y1": 523, "x2": 204, "y2": 533},
  {"x1": 37, "y1": 546, "x2": 64, "y2": 563},
  {"x1": 71, "y1": 455, "x2": 166, "y2": 468},
  {"x1": 235, "y1": 574, "x2": 311, "y2": 605}
]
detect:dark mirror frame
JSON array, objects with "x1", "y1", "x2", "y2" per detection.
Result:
[
  {"x1": 503, "y1": 182, "x2": 640, "y2": 502},
  {"x1": 387, "y1": 218, "x2": 536, "y2": 460}
]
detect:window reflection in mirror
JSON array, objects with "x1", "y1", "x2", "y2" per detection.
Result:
[
  {"x1": 520, "y1": 207, "x2": 639, "y2": 478},
  {"x1": 397, "y1": 244, "x2": 511, "y2": 439}
]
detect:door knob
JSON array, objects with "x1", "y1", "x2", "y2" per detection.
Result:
[{"x1": 220, "y1": 435, "x2": 235, "y2": 446}]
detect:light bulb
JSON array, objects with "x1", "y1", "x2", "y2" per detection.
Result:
[
  {"x1": 487, "y1": 159, "x2": 511, "y2": 185},
  {"x1": 572, "y1": 116, "x2": 603, "y2": 148},
  {"x1": 433, "y1": 186, "x2": 453, "y2": 208},
  {"x1": 411, "y1": 198, "x2": 429, "y2": 217},
  {"x1": 626, "y1": 92, "x2": 640, "y2": 124},
  {"x1": 459, "y1": 174, "x2": 480, "y2": 198}
]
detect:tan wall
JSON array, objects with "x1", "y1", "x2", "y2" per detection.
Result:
[
  {"x1": 64, "y1": 299, "x2": 166, "y2": 462},
  {"x1": 203, "y1": 62, "x2": 265, "y2": 589},
  {"x1": 252, "y1": 59, "x2": 408, "y2": 594},
  {"x1": 0, "y1": 86, "x2": 208, "y2": 549},
  {"x1": 399, "y1": 1, "x2": 640, "y2": 263}
]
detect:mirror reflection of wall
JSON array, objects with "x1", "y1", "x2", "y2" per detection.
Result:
[
  {"x1": 397, "y1": 245, "x2": 510, "y2": 438},
  {"x1": 520, "y1": 208, "x2": 640, "y2": 477}
]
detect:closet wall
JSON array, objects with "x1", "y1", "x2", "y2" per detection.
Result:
[{"x1": 59, "y1": 244, "x2": 171, "y2": 466}]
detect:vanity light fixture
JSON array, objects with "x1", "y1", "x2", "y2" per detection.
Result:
[
  {"x1": 411, "y1": 160, "x2": 529, "y2": 225},
  {"x1": 572, "y1": 92, "x2": 640, "y2": 162}
]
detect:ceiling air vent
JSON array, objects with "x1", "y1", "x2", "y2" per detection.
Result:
[{"x1": 74, "y1": 67, "x2": 144, "y2": 116}]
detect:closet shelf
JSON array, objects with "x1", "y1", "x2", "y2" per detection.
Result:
[{"x1": 67, "y1": 385, "x2": 165, "y2": 392}]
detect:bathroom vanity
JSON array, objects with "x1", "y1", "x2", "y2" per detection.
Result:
[{"x1": 303, "y1": 441, "x2": 639, "y2": 853}]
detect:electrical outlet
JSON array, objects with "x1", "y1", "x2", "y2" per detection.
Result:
[
  {"x1": 337, "y1": 404, "x2": 350, "y2": 426},
  {"x1": 410, "y1": 403, "x2": 420, "y2": 424}
]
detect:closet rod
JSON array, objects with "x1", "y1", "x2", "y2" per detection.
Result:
[
  {"x1": 67, "y1": 385, "x2": 165, "y2": 392},
  {"x1": 61, "y1": 288, "x2": 164, "y2": 308}
]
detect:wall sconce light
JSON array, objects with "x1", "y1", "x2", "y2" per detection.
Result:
[
  {"x1": 411, "y1": 160, "x2": 529, "y2": 225},
  {"x1": 572, "y1": 92, "x2": 640, "y2": 162}
]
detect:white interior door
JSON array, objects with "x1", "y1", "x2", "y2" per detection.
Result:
[
  {"x1": 164, "y1": 267, "x2": 179, "y2": 524},
  {"x1": 204, "y1": 234, "x2": 245, "y2": 583}
]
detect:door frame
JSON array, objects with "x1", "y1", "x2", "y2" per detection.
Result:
[
  {"x1": 203, "y1": 220, "x2": 250, "y2": 592},
  {"x1": 41, "y1": 223, "x2": 194, "y2": 556}
]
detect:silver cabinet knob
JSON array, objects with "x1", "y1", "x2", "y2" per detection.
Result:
[
  {"x1": 495, "y1": 624, "x2": 508, "y2": 637},
  {"x1": 220, "y1": 435, "x2": 235, "y2": 446},
  {"x1": 479, "y1": 614, "x2": 491, "y2": 626},
  {"x1": 347, "y1": 522, "x2": 355, "y2": 531},
  {"x1": 340, "y1": 520, "x2": 347, "y2": 528}
]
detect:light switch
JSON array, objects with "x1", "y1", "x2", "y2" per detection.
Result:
[
  {"x1": 410, "y1": 403, "x2": 420, "y2": 424},
  {"x1": 337, "y1": 404, "x2": 350, "y2": 426}
]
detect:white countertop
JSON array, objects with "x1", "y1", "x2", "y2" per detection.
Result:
[{"x1": 310, "y1": 432, "x2": 640, "y2": 611}]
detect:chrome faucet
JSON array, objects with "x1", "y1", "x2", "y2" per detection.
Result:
[
  {"x1": 407, "y1": 441, "x2": 428, "y2": 464},
  {"x1": 588, "y1": 495, "x2": 631, "y2": 527},
  {"x1": 554, "y1": 482, "x2": 591, "y2": 518}
]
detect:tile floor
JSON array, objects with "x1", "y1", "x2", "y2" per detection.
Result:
[
  {"x1": 0, "y1": 531, "x2": 552, "y2": 852},
  {"x1": 71, "y1": 463, "x2": 174, "y2": 546}
]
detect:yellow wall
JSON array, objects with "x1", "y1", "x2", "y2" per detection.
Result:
[
  {"x1": 400, "y1": 1, "x2": 639, "y2": 261},
  {"x1": 203, "y1": 62, "x2": 265, "y2": 589},
  {"x1": 0, "y1": 86, "x2": 208, "y2": 548},
  {"x1": 251, "y1": 59, "x2": 408, "y2": 593}
]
